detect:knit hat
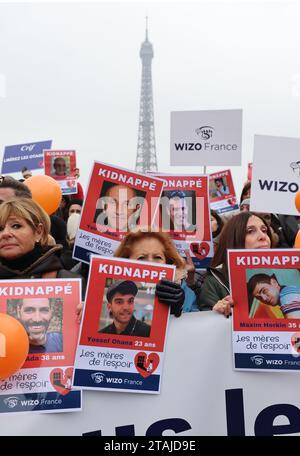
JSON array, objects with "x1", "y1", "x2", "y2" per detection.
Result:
[{"x1": 240, "y1": 198, "x2": 251, "y2": 209}]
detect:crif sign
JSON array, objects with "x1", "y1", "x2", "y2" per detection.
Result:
[{"x1": 0, "y1": 333, "x2": 6, "y2": 358}]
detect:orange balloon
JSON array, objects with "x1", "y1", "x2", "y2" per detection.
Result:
[
  {"x1": 25, "y1": 175, "x2": 62, "y2": 215},
  {"x1": 294, "y1": 230, "x2": 300, "y2": 248},
  {"x1": 295, "y1": 190, "x2": 300, "y2": 213},
  {"x1": 0, "y1": 313, "x2": 29, "y2": 380}
]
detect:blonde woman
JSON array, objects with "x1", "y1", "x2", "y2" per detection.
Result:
[{"x1": 0, "y1": 198, "x2": 82, "y2": 285}]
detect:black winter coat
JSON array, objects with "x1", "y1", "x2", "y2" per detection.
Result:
[{"x1": 0, "y1": 245, "x2": 86, "y2": 298}]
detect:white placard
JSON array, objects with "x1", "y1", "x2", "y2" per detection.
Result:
[
  {"x1": 1, "y1": 313, "x2": 300, "y2": 435},
  {"x1": 251, "y1": 134, "x2": 300, "y2": 215},
  {"x1": 170, "y1": 109, "x2": 242, "y2": 166}
]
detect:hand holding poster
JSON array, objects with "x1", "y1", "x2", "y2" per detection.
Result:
[
  {"x1": 43, "y1": 150, "x2": 78, "y2": 195},
  {"x1": 73, "y1": 162, "x2": 164, "y2": 264},
  {"x1": 209, "y1": 169, "x2": 239, "y2": 214},
  {"x1": 228, "y1": 249, "x2": 300, "y2": 371},
  {"x1": 73, "y1": 256, "x2": 175, "y2": 393},
  {"x1": 0, "y1": 279, "x2": 82, "y2": 414},
  {"x1": 153, "y1": 174, "x2": 213, "y2": 269}
]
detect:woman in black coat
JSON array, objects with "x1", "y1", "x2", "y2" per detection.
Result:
[{"x1": 0, "y1": 198, "x2": 85, "y2": 297}]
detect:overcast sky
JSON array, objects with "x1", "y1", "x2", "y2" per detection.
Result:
[{"x1": 0, "y1": 0, "x2": 300, "y2": 197}]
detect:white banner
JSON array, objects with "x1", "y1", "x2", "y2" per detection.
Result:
[
  {"x1": 170, "y1": 109, "x2": 242, "y2": 166},
  {"x1": 251, "y1": 134, "x2": 300, "y2": 215},
  {"x1": 1, "y1": 312, "x2": 300, "y2": 435}
]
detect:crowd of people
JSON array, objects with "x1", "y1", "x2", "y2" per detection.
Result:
[{"x1": 0, "y1": 171, "x2": 299, "y2": 347}]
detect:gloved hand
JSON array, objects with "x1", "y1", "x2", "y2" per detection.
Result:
[{"x1": 155, "y1": 279, "x2": 185, "y2": 318}]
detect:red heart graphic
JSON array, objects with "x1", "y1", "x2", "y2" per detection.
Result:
[
  {"x1": 190, "y1": 242, "x2": 210, "y2": 260},
  {"x1": 134, "y1": 352, "x2": 160, "y2": 378},
  {"x1": 50, "y1": 367, "x2": 73, "y2": 395},
  {"x1": 227, "y1": 197, "x2": 237, "y2": 206},
  {"x1": 291, "y1": 333, "x2": 300, "y2": 354}
]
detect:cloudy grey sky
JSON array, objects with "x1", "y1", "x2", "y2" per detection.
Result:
[{"x1": 0, "y1": 0, "x2": 299, "y2": 197}]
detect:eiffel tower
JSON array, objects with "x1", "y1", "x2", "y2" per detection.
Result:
[{"x1": 135, "y1": 18, "x2": 158, "y2": 173}]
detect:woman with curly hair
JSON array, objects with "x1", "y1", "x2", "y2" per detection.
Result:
[{"x1": 114, "y1": 229, "x2": 201, "y2": 316}]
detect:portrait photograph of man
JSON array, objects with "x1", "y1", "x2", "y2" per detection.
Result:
[
  {"x1": 51, "y1": 156, "x2": 70, "y2": 178},
  {"x1": 209, "y1": 176, "x2": 230, "y2": 198},
  {"x1": 8, "y1": 297, "x2": 63, "y2": 353},
  {"x1": 93, "y1": 181, "x2": 146, "y2": 233},
  {"x1": 160, "y1": 190, "x2": 196, "y2": 234},
  {"x1": 247, "y1": 268, "x2": 300, "y2": 319},
  {"x1": 98, "y1": 280, "x2": 153, "y2": 337}
]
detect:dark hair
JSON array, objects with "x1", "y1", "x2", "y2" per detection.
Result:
[
  {"x1": 240, "y1": 182, "x2": 251, "y2": 205},
  {"x1": 210, "y1": 209, "x2": 224, "y2": 238},
  {"x1": 54, "y1": 157, "x2": 66, "y2": 165},
  {"x1": 68, "y1": 198, "x2": 83, "y2": 208},
  {"x1": 247, "y1": 273, "x2": 279, "y2": 299},
  {"x1": 65, "y1": 198, "x2": 83, "y2": 222},
  {"x1": 214, "y1": 178, "x2": 224, "y2": 185},
  {"x1": 0, "y1": 176, "x2": 32, "y2": 198},
  {"x1": 211, "y1": 212, "x2": 272, "y2": 270},
  {"x1": 168, "y1": 191, "x2": 186, "y2": 199}
]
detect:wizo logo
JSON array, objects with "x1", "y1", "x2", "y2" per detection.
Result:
[
  {"x1": 91, "y1": 372, "x2": 106, "y2": 384},
  {"x1": 4, "y1": 396, "x2": 19, "y2": 408},
  {"x1": 250, "y1": 355, "x2": 264, "y2": 366},
  {"x1": 195, "y1": 126, "x2": 214, "y2": 140},
  {"x1": 290, "y1": 161, "x2": 300, "y2": 176}
]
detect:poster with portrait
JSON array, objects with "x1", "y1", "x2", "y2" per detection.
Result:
[
  {"x1": 228, "y1": 249, "x2": 300, "y2": 371},
  {"x1": 73, "y1": 162, "x2": 164, "y2": 264},
  {"x1": 43, "y1": 150, "x2": 78, "y2": 195},
  {"x1": 73, "y1": 256, "x2": 175, "y2": 393},
  {"x1": 152, "y1": 174, "x2": 213, "y2": 269},
  {"x1": 0, "y1": 279, "x2": 82, "y2": 414},
  {"x1": 209, "y1": 170, "x2": 239, "y2": 214}
]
